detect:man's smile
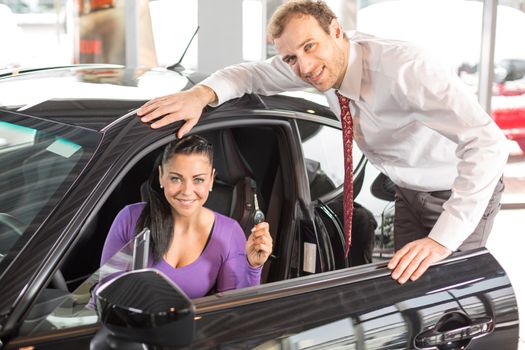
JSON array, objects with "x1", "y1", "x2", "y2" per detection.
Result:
[{"x1": 305, "y1": 65, "x2": 325, "y2": 83}]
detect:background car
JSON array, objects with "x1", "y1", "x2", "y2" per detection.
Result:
[
  {"x1": 458, "y1": 58, "x2": 525, "y2": 153},
  {"x1": 0, "y1": 65, "x2": 520, "y2": 349},
  {"x1": 492, "y1": 59, "x2": 525, "y2": 153}
]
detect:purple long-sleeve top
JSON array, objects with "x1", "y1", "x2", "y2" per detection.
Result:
[{"x1": 100, "y1": 203, "x2": 262, "y2": 298}]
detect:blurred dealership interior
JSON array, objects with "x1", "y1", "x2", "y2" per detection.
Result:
[{"x1": 1, "y1": 0, "x2": 524, "y2": 218}]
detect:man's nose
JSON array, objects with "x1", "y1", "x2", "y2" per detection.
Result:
[{"x1": 298, "y1": 55, "x2": 313, "y2": 76}]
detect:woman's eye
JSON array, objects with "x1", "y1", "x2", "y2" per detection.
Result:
[
  {"x1": 194, "y1": 178, "x2": 205, "y2": 184},
  {"x1": 170, "y1": 177, "x2": 181, "y2": 183},
  {"x1": 304, "y1": 43, "x2": 313, "y2": 51}
]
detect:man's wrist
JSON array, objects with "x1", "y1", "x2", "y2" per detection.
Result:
[{"x1": 195, "y1": 84, "x2": 218, "y2": 105}]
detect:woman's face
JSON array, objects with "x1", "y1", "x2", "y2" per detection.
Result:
[{"x1": 158, "y1": 153, "x2": 215, "y2": 218}]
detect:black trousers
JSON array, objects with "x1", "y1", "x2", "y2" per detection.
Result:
[{"x1": 393, "y1": 177, "x2": 505, "y2": 251}]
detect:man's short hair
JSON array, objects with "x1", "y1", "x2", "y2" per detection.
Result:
[{"x1": 267, "y1": 0, "x2": 338, "y2": 40}]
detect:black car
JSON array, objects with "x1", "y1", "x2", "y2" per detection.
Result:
[{"x1": 0, "y1": 65, "x2": 519, "y2": 349}]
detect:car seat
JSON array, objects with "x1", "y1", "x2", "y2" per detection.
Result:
[{"x1": 204, "y1": 129, "x2": 262, "y2": 237}]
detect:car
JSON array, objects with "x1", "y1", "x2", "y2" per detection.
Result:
[
  {"x1": 0, "y1": 65, "x2": 520, "y2": 349},
  {"x1": 459, "y1": 58, "x2": 525, "y2": 153},
  {"x1": 492, "y1": 59, "x2": 525, "y2": 153}
]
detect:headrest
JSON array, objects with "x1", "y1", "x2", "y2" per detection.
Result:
[{"x1": 204, "y1": 129, "x2": 253, "y2": 185}]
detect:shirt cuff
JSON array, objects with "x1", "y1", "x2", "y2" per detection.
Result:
[
  {"x1": 199, "y1": 78, "x2": 236, "y2": 107},
  {"x1": 428, "y1": 210, "x2": 476, "y2": 251}
]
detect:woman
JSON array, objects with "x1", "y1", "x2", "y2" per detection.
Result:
[{"x1": 99, "y1": 135, "x2": 273, "y2": 298}]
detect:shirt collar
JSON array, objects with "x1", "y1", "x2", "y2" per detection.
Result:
[{"x1": 334, "y1": 40, "x2": 362, "y2": 101}]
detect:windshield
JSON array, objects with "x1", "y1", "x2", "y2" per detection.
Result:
[{"x1": 0, "y1": 111, "x2": 100, "y2": 265}]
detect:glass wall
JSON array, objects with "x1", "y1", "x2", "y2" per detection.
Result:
[
  {"x1": 0, "y1": 0, "x2": 198, "y2": 70},
  {"x1": 493, "y1": 0, "x2": 525, "y2": 158},
  {"x1": 0, "y1": 0, "x2": 70, "y2": 68},
  {"x1": 492, "y1": 0, "x2": 525, "y2": 211}
]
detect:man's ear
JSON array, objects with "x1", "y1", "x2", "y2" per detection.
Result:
[{"x1": 330, "y1": 18, "x2": 342, "y2": 38}]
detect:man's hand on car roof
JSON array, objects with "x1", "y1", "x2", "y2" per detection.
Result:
[{"x1": 137, "y1": 85, "x2": 217, "y2": 138}]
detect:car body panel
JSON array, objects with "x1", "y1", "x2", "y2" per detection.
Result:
[{"x1": 6, "y1": 251, "x2": 518, "y2": 349}]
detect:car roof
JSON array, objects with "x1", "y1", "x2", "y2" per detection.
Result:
[
  {"x1": 0, "y1": 65, "x2": 336, "y2": 131},
  {"x1": 0, "y1": 65, "x2": 190, "y2": 130}
]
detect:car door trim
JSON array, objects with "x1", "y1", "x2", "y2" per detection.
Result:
[{"x1": 195, "y1": 248, "x2": 489, "y2": 313}]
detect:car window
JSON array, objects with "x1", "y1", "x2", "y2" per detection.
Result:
[
  {"x1": 297, "y1": 119, "x2": 395, "y2": 267},
  {"x1": 0, "y1": 114, "x2": 100, "y2": 265},
  {"x1": 297, "y1": 119, "x2": 363, "y2": 200},
  {"x1": 20, "y1": 228, "x2": 146, "y2": 337}
]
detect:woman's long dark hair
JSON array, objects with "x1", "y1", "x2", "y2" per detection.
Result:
[{"x1": 135, "y1": 135, "x2": 214, "y2": 263}]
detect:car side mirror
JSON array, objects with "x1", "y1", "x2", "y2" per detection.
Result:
[{"x1": 94, "y1": 269, "x2": 195, "y2": 348}]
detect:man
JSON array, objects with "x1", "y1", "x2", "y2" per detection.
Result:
[{"x1": 137, "y1": 0, "x2": 507, "y2": 284}]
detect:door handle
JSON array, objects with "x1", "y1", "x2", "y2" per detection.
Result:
[{"x1": 414, "y1": 312, "x2": 494, "y2": 349}]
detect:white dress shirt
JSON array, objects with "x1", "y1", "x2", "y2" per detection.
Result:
[{"x1": 201, "y1": 31, "x2": 508, "y2": 251}]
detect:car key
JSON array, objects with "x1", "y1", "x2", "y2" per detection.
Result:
[
  {"x1": 252, "y1": 194, "x2": 276, "y2": 260},
  {"x1": 253, "y1": 193, "x2": 265, "y2": 224}
]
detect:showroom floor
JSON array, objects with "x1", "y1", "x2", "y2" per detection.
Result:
[{"x1": 486, "y1": 140, "x2": 525, "y2": 348}]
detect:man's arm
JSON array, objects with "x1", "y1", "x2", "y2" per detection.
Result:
[
  {"x1": 388, "y1": 54, "x2": 508, "y2": 284},
  {"x1": 137, "y1": 56, "x2": 307, "y2": 137},
  {"x1": 201, "y1": 55, "x2": 307, "y2": 106}
]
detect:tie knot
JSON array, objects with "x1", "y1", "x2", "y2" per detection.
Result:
[{"x1": 335, "y1": 90, "x2": 349, "y2": 108}]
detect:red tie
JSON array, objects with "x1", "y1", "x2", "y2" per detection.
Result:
[{"x1": 335, "y1": 91, "x2": 353, "y2": 257}]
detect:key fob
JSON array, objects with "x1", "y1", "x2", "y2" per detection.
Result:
[{"x1": 253, "y1": 194, "x2": 265, "y2": 225}]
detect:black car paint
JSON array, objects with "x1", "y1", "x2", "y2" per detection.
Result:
[
  {"x1": 7, "y1": 251, "x2": 518, "y2": 349},
  {"x1": 0, "y1": 65, "x2": 519, "y2": 349}
]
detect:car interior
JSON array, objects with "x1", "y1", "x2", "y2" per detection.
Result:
[
  {"x1": 59, "y1": 125, "x2": 288, "y2": 293},
  {"x1": 52, "y1": 120, "x2": 377, "y2": 295}
]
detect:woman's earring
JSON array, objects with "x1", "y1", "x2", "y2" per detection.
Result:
[
  {"x1": 209, "y1": 188, "x2": 213, "y2": 192},
  {"x1": 160, "y1": 184, "x2": 163, "y2": 189}
]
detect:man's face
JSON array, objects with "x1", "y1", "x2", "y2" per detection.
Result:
[{"x1": 274, "y1": 15, "x2": 348, "y2": 92}]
